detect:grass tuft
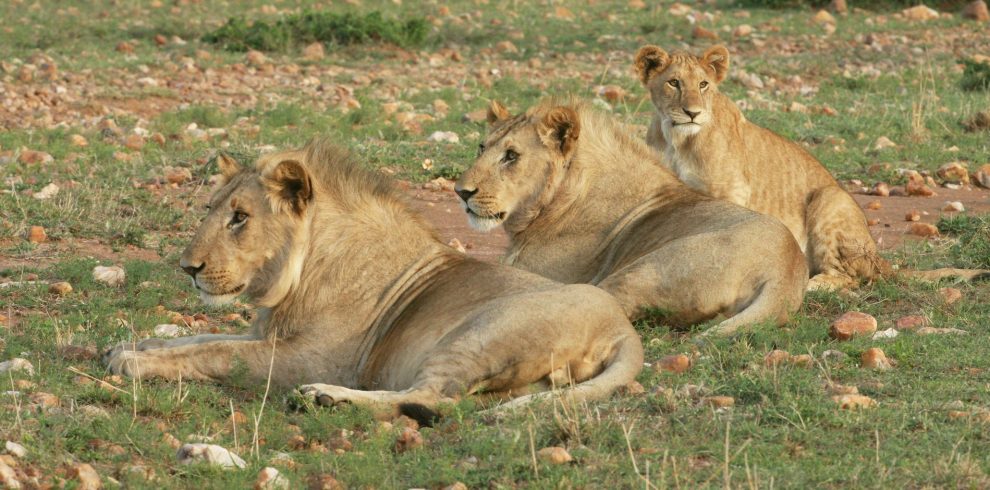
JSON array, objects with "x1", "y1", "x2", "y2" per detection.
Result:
[
  {"x1": 960, "y1": 59, "x2": 990, "y2": 92},
  {"x1": 936, "y1": 214, "x2": 990, "y2": 268}
]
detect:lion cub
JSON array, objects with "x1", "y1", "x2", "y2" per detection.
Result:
[{"x1": 635, "y1": 44, "x2": 886, "y2": 291}]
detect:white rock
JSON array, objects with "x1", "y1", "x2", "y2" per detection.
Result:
[
  {"x1": 33, "y1": 182, "x2": 59, "y2": 200},
  {"x1": 136, "y1": 77, "x2": 159, "y2": 87},
  {"x1": 427, "y1": 131, "x2": 460, "y2": 144},
  {"x1": 943, "y1": 201, "x2": 965, "y2": 212},
  {"x1": 176, "y1": 443, "x2": 246, "y2": 469},
  {"x1": 0, "y1": 358, "x2": 34, "y2": 376},
  {"x1": 0, "y1": 459, "x2": 21, "y2": 489},
  {"x1": 873, "y1": 136, "x2": 897, "y2": 150},
  {"x1": 872, "y1": 328, "x2": 899, "y2": 340},
  {"x1": 154, "y1": 324, "x2": 185, "y2": 338},
  {"x1": 92, "y1": 265, "x2": 126, "y2": 287},
  {"x1": 4, "y1": 441, "x2": 27, "y2": 458},
  {"x1": 255, "y1": 467, "x2": 290, "y2": 489}
]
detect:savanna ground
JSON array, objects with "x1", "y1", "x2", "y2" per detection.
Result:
[{"x1": 1, "y1": 0, "x2": 990, "y2": 487}]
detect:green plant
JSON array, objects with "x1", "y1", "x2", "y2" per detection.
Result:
[
  {"x1": 960, "y1": 59, "x2": 990, "y2": 92},
  {"x1": 937, "y1": 214, "x2": 990, "y2": 268}
]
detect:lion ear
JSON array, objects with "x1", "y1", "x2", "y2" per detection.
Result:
[
  {"x1": 486, "y1": 100, "x2": 511, "y2": 125},
  {"x1": 634, "y1": 45, "x2": 670, "y2": 85},
  {"x1": 264, "y1": 159, "x2": 312, "y2": 215},
  {"x1": 537, "y1": 107, "x2": 581, "y2": 157},
  {"x1": 701, "y1": 45, "x2": 730, "y2": 83},
  {"x1": 216, "y1": 153, "x2": 242, "y2": 181}
]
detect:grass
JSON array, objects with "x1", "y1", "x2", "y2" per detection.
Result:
[{"x1": 1, "y1": 0, "x2": 990, "y2": 487}]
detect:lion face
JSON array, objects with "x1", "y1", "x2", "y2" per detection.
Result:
[
  {"x1": 179, "y1": 153, "x2": 312, "y2": 306},
  {"x1": 635, "y1": 45, "x2": 729, "y2": 140},
  {"x1": 455, "y1": 101, "x2": 580, "y2": 232}
]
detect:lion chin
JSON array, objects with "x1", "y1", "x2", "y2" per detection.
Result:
[
  {"x1": 200, "y1": 291, "x2": 239, "y2": 306},
  {"x1": 466, "y1": 213, "x2": 503, "y2": 233}
]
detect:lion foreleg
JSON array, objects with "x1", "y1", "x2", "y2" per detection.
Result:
[{"x1": 106, "y1": 337, "x2": 286, "y2": 383}]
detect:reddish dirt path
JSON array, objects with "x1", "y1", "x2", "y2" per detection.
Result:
[{"x1": 409, "y1": 186, "x2": 990, "y2": 261}]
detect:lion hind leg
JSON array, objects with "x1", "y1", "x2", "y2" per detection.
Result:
[
  {"x1": 805, "y1": 185, "x2": 889, "y2": 285},
  {"x1": 298, "y1": 383, "x2": 452, "y2": 422}
]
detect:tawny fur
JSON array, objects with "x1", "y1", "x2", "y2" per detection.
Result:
[
  {"x1": 455, "y1": 100, "x2": 808, "y2": 337},
  {"x1": 104, "y1": 140, "x2": 643, "y2": 417}
]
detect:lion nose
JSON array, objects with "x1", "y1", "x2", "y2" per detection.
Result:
[
  {"x1": 455, "y1": 187, "x2": 478, "y2": 203},
  {"x1": 180, "y1": 259, "x2": 205, "y2": 278},
  {"x1": 683, "y1": 108, "x2": 701, "y2": 120}
]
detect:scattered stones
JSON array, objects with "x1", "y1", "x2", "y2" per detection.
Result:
[
  {"x1": 26, "y1": 225, "x2": 47, "y2": 243},
  {"x1": 69, "y1": 463, "x2": 102, "y2": 489},
  {"x1": 763, "y1": 349, "x2": 791, "y2": 367},
  {"x1": 902, "y1": 4, "x2": 940, "y2": 21},
  {"x1": 905, "y1": 176, "x2": 936, "y2": 197},
  {"x1": 829, "y1": 312, "x2": 877, "y2": 340},
  {"x1": 895, "y1": 315, "x2": 927, "y2": 330},
  {"x1": 908, "y1": 223, "x2": 939, "y2": 237},
  {"x1": 964, "y1": 1, "x2": 990, "y2": 21},
  {"x1": 917, "y1": 327, "x2": 968, "y2": 335},
  {"x1": 3, "y1": 442, "x2": 26, "y2": 458},
  {"x1": 427, "y1": 131, "x2": 459, "y2": 144},
  {"x1": 49, "y1": 281, "x2": 73, "y2": 296},
  {"x1": 701, "y1": 396, "x2": 735, "y2": 408},
  {"x1": 537, "y1": 446, "x2": 573, "y2": 465},
  {"x1": 394, "y1": 427, "x2": 424, "y2": 453},
  {"x1": 0, "y1": 359, "x2": 35, "y2": 376},
  {"x1": 861, "y1": 348, "x2": 892, "y2": 370},
  {"x1": 833, "y1": 394, "x2": 878, "y2": 409},
  {"x1": 92, "y1": 265, "x2": 126, "y2": 287},
  {"x1": 307, "y1": 474, "x2": 344, "y2": 490},
  {"x1": 790, "y1": 354, "x2": 814, "y2": 367},
  {"x1": 255, "y1": 467, "x2": 290, "y2": 489},
  {"x1": 655, "y1": 354, "x2": 691, "y2": 374},
  {"x1": 176, "y1": 444, "x2": 246, "y2": 469},
  {"x1": 122, "y1": 134, "x2": 145, "y2": 151},
  {"x1": 33, "y1": 183, "x2": 59, "y2": 200},
  {"x1": 905, "y1": 210, "x2": 920, "y2": 222},
  {"x1": 302, "y1": 42, "x2": 325, "y2": 61},
  {"x1": 872, "y1": 328, "x2": 899, "y2": 340},
  {"x1": 939, "y1": 287, "x2": 963, "y2": 305},
  {"x1": 943, "y1": 201, "x2": 965, "y2": 212},
  {"x1": 873, "y1": 136, "x2": 896, "y2": 151}
]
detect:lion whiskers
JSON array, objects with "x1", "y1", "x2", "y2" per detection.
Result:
[{"x1": 467, "y1": 214, "x2": 503, "y2": 233}]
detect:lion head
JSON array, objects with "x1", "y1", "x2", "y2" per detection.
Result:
[
  {"x1": 634, "y1": 44, "x2": 729, "y2": 141},
  {"x1": 179, "y1": 151, "x2": 312, "y2": 307},
  {"x1": 454, "y1": 101, "x2": 580, "y2": 233}
]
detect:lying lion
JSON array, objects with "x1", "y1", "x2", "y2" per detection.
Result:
[
  {"x1": 454, "y1": 100, "x2": 808, "y2": 337},
  {"x1": 104, "y1": 140, "x2": 643, "y2": 418},
  {"x1": 634, "y1": 44, "x2": 989, "y2": 289}
]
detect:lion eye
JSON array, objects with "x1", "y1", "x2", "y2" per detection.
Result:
[
  {"x1": 667, "y1": 79, "x2": 680, "y2": 89},
  {"x1": 503, "y1": 149, "x2": 519, "y2": 164},
  {"x1": 229, "y1": 211, "x2": 248, "y2": 228},
  {"x1": 700, "y1": 81, "x2": 709, "y2": 89}
]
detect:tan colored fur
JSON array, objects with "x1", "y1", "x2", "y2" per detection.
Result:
[
  {"x1": 635, "y1": 44, "x2": 887, "y2": 290},
  {"x1": 455, "y1": 100, "x2": 808, "y2": 337},
  {"x1": 104, "y1": 140, "x2": 643, "y2": 416}
]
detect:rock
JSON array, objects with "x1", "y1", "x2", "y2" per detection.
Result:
[
  {"x1": 427, "y1": 131, "x2": 459, "y2": 144},
  {"x1": 49, "y1": 281, "x2": 73, "y2": 295},
  {"x1": 861, "y1": 348, "x2": 892, "y2": 370},
  {"x1": 78, "y1": 405, "x2": 111, "y2": 419},
  {"x1": 905, "y1": 210, "x2": 920, "y2": 221},
  {"x1": 829, "y1": 312, "x2": 877, "y2": 340},
  {"x1": 394, "y1": 427, "x2": 423, "y2": 453},
  {"x1": 917, "y1": 327, "x2": 968, "y2": 335},
  {"x1": 92, "y1": 265, "x2": 125, "y2": 287},
  {"x1": 302, "y1": 42, "x2": 325, "y2": 61},
  {"x1": 433, "y1": 99, "x2": 450, "y2": 115},
  {"x1": 865, "y1": 201, "x2": 882, "y2": 210},
  {"x1": 943, "y1": 201, "x2": 965, "y2": 212},
  {"x1": 0, "y1": 359, "x2": 34, "y2": 376},
  {"x1": 973, "y1": 164, "x2": 990, "y2": 188},
  {"x1": 26, "y1": 225, "x2": 47, "y2": 243},
  {"x1": 822, "y1": 349, "x2": 849, "y2": 362},
  {"x1": 622, "y1": 381, "x2": 646, "y2": 395},
  {"x1": 176, "y1": 444, "x2": 246, "y2": 469},
  {"x1": 0, "y1": 460, "x2": 20, "y2": 489},
  {"x1": 153, "y1": 324, "x2": 184, "y2": 338},
  {"x1": 813, "y1": 9, "x2": 836, "y2": 24},
  {"x1": 655, "y1": 354, "x2": 691, "y2": 374},
  {"x1": 872, "y1": 328, "x2": 899, "y2": 340},
  {"x1": 763, "y1": 349, "x2": 791, "y2": 367},
  {"x1": 833, "y1": 394, "x2": 877, "y2": 409},
  {"x1": 307, "y1": 474, "x2": 344, "y2": 490},
  {"x1": 870, "y1": 182, "x2": 890, "y2": 196},
  {"x1": 903, "y1": 4, "x2": 940, "y2": 20},
  {"x1": 537, "y1": 446, "x2": 573, "y2": 465},
  {"x1": 18, "y1": 150, "x2": 53, "y2": 165},
  {"x1": 255, "y1": 467, "x2": 290, "y2": 489},
  {"x1": 939, "y1": 287, "x2": 963, "y2": 305},
  {"x1": 733, "y1": 24, "x2": 753, "y2": 37},
  {"x1": 31, "y1": 184, "x2": 59, "y2": 202},
  {"x1": 447, "y1": 238, "x2": 467, "y2": 253},
  {"x1": 831, "y1": 0, "x2": 848, "y2": 14},
  {"x1": 443, "y1": 483, "x2": 469, "y2": 490},
  {"x1": 246, "y1": 50, "x2": 268, "y2": 67},
  {"x1": 908, "y1": 223, "x2": 939, "y2": 237},
  {"x1": 164, "y1": 166, "x2": 192, "y2": 185},
  {"x1": 701, "y1": 396, "x2": 735, "y2": 408},
  {"x1": 70, "y1": 463, "x2": 101, "y2": 489},
  {"x1": 937, "y1": 162, "x2": 970, "y2": 184},
  {"x1": 122, "y1": 134, "x2": 145, "y2": 151},
  {"x1": 905, "y1": 178, "x2": 936, "y2": 197},
  {"x1": 964, "y1": 1, "x2": 990, "y2": 21},
  {"x1": 59, "y1": 344, "x2": 97, "y2": 361},
  {"x1": 597, "y1": 85, "x2": 627, "y2": 103},
  {"x1": 495, "y1": 41, "x2": 518, "y2": 53},
  {"x1": 736, "y1": 72, "x2": 764, "y2": 90},
  {"x1": 867, "y1": 219, "x2": 880, "y2": 226},
  {"x1": 462, "y1": 109, "x2": 488, "y2": 123},
  {"x1": 895, "y1": 315, "x2": 927, "y2": 330},
  {"x1": 691, "y1": 26, "x2": 718, "y2": 40},
  {"x1": 790, "y1": 354, "x2": 814, "y2": 367},
  {"x1": 3, "y1": 442, "x2": 26, "y2": 458},
  {"x1": 873, "y1": 136, "x2": 896, "y2": 150}
]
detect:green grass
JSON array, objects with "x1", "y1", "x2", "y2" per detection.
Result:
[{"x1": 1, "y1": 0, "x2": 990, "y2": 487}]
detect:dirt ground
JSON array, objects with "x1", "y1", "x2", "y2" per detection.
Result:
[{"x1": 408, "y1": 185, "x2": 990, "y2": 261}]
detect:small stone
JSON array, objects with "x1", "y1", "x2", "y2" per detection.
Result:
[
  {"x1": 26, "y1": 225, "x2": 47, "y2": 243},
  {"x1": 32, "y1": 182, "x2": 59, "y2": 200},
  {"x1": 939, "y1": 287, "x2": 963, "y2": 305},
  {"x1": 829, "y1": 312, "x2": 877, "y2": 340},
  {"x1": 905, "y1": 210, "x2": 920, "y2": 221},
  {"x1": 537, "y1": 446, "x2": 573, "y2": 465},
  {"x1": 427, "y1": 131, "x2": 459, "y2": 144},
  {"x1": 872, "y1": 328, "x2": 899, "y2": 340},
  {"x1": 18, "y1": 150, "x2": 53, "y2": 165},
  {"x1": 154, "y1": 34, "x2": 167, "y2": 46},
  {"x1": 870, "y1": 182, "x2": 890, "y2": 196},
  {"x1": 59, "y1": 344, "x2": 97, "y2": 361},
  {"x1": 861, "y1": 348, "x2": 892, "y2": 370},
  {"x1": 49, "y1": 281, "x2": 73, "y2": 296},
  {"x1": 895, "y1": 315, "x2": 927, "y2": 330},
  {"x1": 763, "y1": 349, "x2": 792, "y2": 367},
  {"x1": 447, "y1": 238, "x2": 467, "y2": 253},
  {"x1": 164, "y1": 166, "x2": 193, "y2": 185},
  {"x1": 917, "y1": 327, "x2": 968, "y2": 335},
  {"x1": 902, "y1": 5, "x2": 940, "y2": 21},
  {"x1": 154, "y1": 324, "x2": 185, "y2": 338},
  {"x1": 943, "y1": 201, "x2": 965, "y2": 212},
  {"x1": 733, "y1": 24, "x2": 753, "y2": 37},
  {"x1": 873, "y1": 136, "x2": 896, "y2": 150},
  {"x1": 865, "y1": 201, "x2": 882, "y2": 210},
  {"x1": 29, "y1": 392, "x2": 59, "y2": 409},
  {"x1": 813, "y1": 9, "x2": 836, "y2": 24},
  {"x1": 69, "y1": 463, "x2": 102, "y2": 490},
  {"x1": 833, "y1": 394, "x2": 877, "y2": 409},
  {"x1": 964, "y1": 1, "x2": 990, "y2": 21},
  {"x1": 691, "y1": 26, "x2": 718, "y2": 40},
  {"x1": 394, "y1": 427, "x2": 423, "y2": 453},
  {"x1": 443, "y1": 483, "x2": 469, "y2": 490},
  {"x1": 116, "y1": 41, "x2": 134, "y2": 53},
  {"x1": 255, "y1": 467, "x2": 290, "y2": 489},
  {"x1": 937, "y1": 162, "x2": 970, "y2": 184},
  {"x1": 176, "y1": 443, "x2": 246, "y2": 469},
  {"x1": 3, "y1": 442, "x2": 26, "y2": 458},
  {"x1": 831, "y1": 0, "x2": 848, "y2": 14},
  {"x1": 151, "y1": 133, "x2": 167, "y2": 146},
  {"x1": 433, "y1": 99, "x2": 450, "y2": 115},
  {"x1": 79, "y1": 405, "x2": 111, "y2": 419},
  {"x1": 597, "y1": 85, "x2": 627, "y2": 103},
  {"x1": 655, "y1": 354, "x2": 691, "y2": 374},
  {"x1": 908, "y1": 223, "x2": 939, "y2": 237},
  {"x1": 701, "y1": 396, "x2": 735, "y2": 408},
  {"x1": 462, "y1": 109, "x2": 487, "y2": 123},
  {"x1": 495, "y1": 41, "x2": 518, "y2": 53},
  {"x1": 867, "y1": 219, "x2": 880, "y2": 226},
  {"x1": 0, "y1": 459, "x2": 19, "y2": 489},
  {"x1": 246, "y1": 50, "x2": 268, "y2": 67},
  {"x1": 628, "y1": 0, "x2": 647, "y2": 9},
  {"x1": 307, "y1": 474, "x2": 344, "y2": 490},
  {"x1": 302, "y1": 42, "x2": 325, "y2": 61},
  {"x1": 122, "y1": 134, "x2": 145, "y2": 151},
  {"x1": 92, "y1": 265, "x2": 126, "y2": 287},
  {"x1": 790, "y1": 354, "x2": 814, "y2": 367}
]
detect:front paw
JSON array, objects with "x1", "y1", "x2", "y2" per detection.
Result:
[
  {"x1": 102, "y1": 338, "x2": 168, "y2": 364},
  {"x1": 105, "y1": 350, "x2": 146, "y2": 378},
  {"x1": 298, "y1": 383, "x2": 350, "y2": 408}
]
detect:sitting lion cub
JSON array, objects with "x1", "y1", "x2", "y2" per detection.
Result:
[
  {"x1": 634, "y1": 44, "x2": 886, "y2": 290},
  {"x1": 455, "y1": 100, "x2": 808, "y2": 337},
  {"x1": 104, "y1": 140, "x2": 643, "y2": 418}
]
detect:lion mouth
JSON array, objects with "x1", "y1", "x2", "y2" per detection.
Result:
[
  {"x1": 197, "y1": 282, "x2": 246, "y2": 296},
  {"x1": 466, "y1": 208, "x2": 506, "y2": 221}
]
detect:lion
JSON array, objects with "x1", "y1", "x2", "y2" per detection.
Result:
[
  {"x1": 634, "y1": 44, "x2": 989, "y2": 289},
  {"x1": 454, "y1": 99, "x2": 808, "y2": 337},
  {"x1": 103, "y1": 140, "x2": 643, "y2": 419}
]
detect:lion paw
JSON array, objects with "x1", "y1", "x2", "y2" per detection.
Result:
[
  {"x1": 102, "y1": 338, "x2": 169, "y2": 364},
  {"x1": 298, "y1": 383, "x2": 352, "y2": 408},
  {"x1": 105, "y1": 350, "x2": 146, "y2": 378}
]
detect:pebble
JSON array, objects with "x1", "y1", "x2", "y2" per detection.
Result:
[
  {"x1": 905, "y1": 210, "x2": 920, "y2": 221},
  {"x1": 833, "y1": 394, "x2": 878, "y2": 409},
  {"x1": 255, "y1": 467, "x2": 290, "y2": 489},
  {"x1": 164, "y1": 166, "x2": 193, "y2": 185},
  {"x1": 829, "y1": 312, "x2": 877, "y2": 340},
  {"x1": 0, "y1": 459, "x2": 18, "y2": 489},
  {"x1": 427, "y1": 131, "x2": 459, "y2": 144},
  {"x1": 33, "y1": 183, "x2": 59, "y2": 200},
  {"x1": 49, "y1": 281, "x2": 73, "y2": 295},
  {"x1": 701, "y1": 396, "x2": 735, "y2": 408},
  {"x1": 821, "y1": 349, "x2": 849, "y2": 362},
  {"x1": 895, "y1": 315, "x2": 927, "y2": 330},
  {"x1": 92, "y1": 265, "x2": 126, "y2": 287},
  {"x1": 963, "y1": 1, "x2": 990, "y2": 21},
  {"x1": 0, "y1": 358, "x2": 34, "y2": 376},
  {"x1": 733, "y1": 24, "x2": 753, "y2": 37},
  {"x1": 176, "y1": 443, "x2": 246, "y2": 469},
  {"x1": 943, "y1": 201, "x2": 964, "y2": 212},
  {"x1": 18, "y1": 150, "x2": 53, "y2": 165},
  {"x1": 861, "y1": 348, "x2": 892, "y2": 370},
  {"x1": 936, "y1": 161, "x2": 969, "y2": 184},
  {"x1": 69, "y1": 134, "x2": 88, "y2": 147},
  {"x1": 655, "y1": 354, "x2": 691, "y2": 374},
  {"x1": 870, "y1": 182, "x2": 890, "y2": 196},
  {"x1": 394, "y1": 427, "x2": 424, "y2": 453},
  {"x1": 70, "y1": 463, "x2": 102, "y2": 490},
  {"x1": 3, "y1": 442, "x2": 26, "y2": 458},
  {"x1": 154, "y1": 324, "x2": 185, "y2": 338},
  {"x1": 302, "y1": 42, "x2": 325, "y2": 61},
  {"x1": 939, "y1": 287, "x2": 962, "y2": 305},
  {"x1": 537, "y1": 446, "x2": 573, "y2": 464},
  {"x1": 691, "y1": 26, "x2": 718, "y2": 40},
  {"x1": 813, "y1": 9, "x2": 836, "y2": 24},
  {"x1": 872, "y1": 328, "x2": 899, "y2": 340},
  {"x1": 902, "y1": 5, "x2": 940, "y2": 21},
  {"x1": 908, "y1": 223, "x2": 939, "y2": 237},
  {"x1": 763, "y1": 349, "x2": 791, "y2": 367},
  {"x1": 873, "y1": 136, "x2": 896, "y2": 150},
  {"x1": 26, "y1": 225, "x2": 47, "y2": 243}
]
